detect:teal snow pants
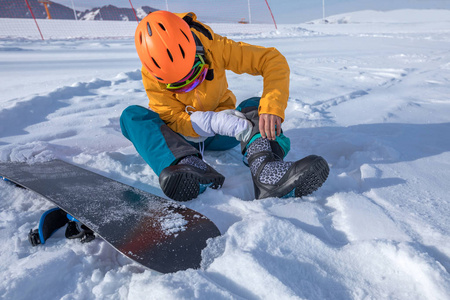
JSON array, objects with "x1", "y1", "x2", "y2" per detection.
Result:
[{"x1": 120, "y1": 97, "x2": 290, "y2": 176}]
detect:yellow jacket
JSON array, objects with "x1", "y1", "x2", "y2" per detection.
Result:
[{"x1": 141, "y1": 12, "x2": 290, "y2": 138}]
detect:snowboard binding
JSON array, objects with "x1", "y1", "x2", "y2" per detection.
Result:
[
  {"x1": 65, "y1": 218, "x2": 95, "y2": 244},
  {"x1": 28, "y1": 207, "x2": 95, "y2": 246}
]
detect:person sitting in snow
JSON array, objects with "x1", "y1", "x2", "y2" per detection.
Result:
[{"x1": 120, "y1": 11, "x2": 329, "y2": 201}]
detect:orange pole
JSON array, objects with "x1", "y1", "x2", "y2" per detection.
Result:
[
  {"x1": 44, "y1": 3, "x2": 52, "y2": 19},
  {"x1": 39, "y1": 0, "x2": 52, "y2": 19}
]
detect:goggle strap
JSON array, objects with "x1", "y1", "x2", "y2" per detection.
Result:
[
  {"x1": 192, "y1": 32, "x2": 205, "y2": 55},
  {"x1": 197, "y1": 54, "x2": 205, "y2": 64},
  {"x1": 166, "y1": 64, "x2": 208, "y2": 90}
]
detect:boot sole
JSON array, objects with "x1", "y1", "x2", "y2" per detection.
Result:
[
  {"x1": 294, "y1": 156, "x2": 330, "y2": 197},
  {"x1": 160, "y1": 170, "x2": 225, "y2": 202}
]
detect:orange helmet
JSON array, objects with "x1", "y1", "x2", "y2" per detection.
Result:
[{"x1": 135, "y1": 11, "x2": 196, "y2": 84}]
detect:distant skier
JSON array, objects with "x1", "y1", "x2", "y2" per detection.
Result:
[{"x1": 120, "y1": 11, "x2": 329, "y2": 201}]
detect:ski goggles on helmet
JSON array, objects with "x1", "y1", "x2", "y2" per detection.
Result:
[{"x1": 166, "y1": 54, "x2": 208, "y2": 93}]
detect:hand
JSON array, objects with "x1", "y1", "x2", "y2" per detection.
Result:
[{"x1": 259, "y1": 114, "x2": 281, "y2": 140}]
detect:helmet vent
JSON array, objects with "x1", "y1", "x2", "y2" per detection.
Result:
[
  {"x1": 146, "y1": 22, "x2": 152, "y2": 36},
  {"x1": 151, "y1": 57, "x2": 160, "y2": 69},
  {"x1": 139, "y1": 32, "x2": 142, "y2": 44},
  {"x1": 167, "y1": 49, "x2": 173, "y2": 62},
  {"x1": 179, "y1": 45, "x2": 185, "y2": 58},
  {"x1": 158, "y1": 23, "x2": 166, "y2": 31},
  {"x1": 180, "y1": 29, "x2": 190, "y2": 42}
]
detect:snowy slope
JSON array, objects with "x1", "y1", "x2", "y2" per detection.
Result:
[{"x1": 1, "y1": 9, "x2": 450, "y2": 300}]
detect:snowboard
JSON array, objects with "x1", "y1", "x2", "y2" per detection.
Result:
[{"x1": 0, "y1": 159, "x2": 221, "y2": 274}]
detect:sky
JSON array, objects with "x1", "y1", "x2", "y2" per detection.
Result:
[{"x1": 47, "y1": 0, "x2": 450, "y2": 23}]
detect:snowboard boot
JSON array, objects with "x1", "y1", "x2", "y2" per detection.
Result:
[
  {"x1": 159, "y1": 155, "x2": 225, "y2": 202},
  {"x1": 247, "y1": 137, "x2": 329, "y2": 199}
]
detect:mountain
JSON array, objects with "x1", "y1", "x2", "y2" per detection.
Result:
[
  {"x1": 0, "y1": 0, "x2": 156, "y2": 21},
  {"x1": 78, "y1": 4, "x2": 155, "y2": 21}
]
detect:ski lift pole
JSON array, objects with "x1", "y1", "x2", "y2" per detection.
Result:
[
  {"x1": 264, "y1": 0, "x2": 277, "y2": 30},
  {"x1": 24, "y1": 0, "x2": 44, "y2": 40},
  {"x1": 129, "y1": 0, "x2": 139, "y2": 23},
  {"x1": 70, "y1": 0, "x2": 77, "y2": 20},
  {"x1": 322, "y1": 0, "x2": 326, "y2": 21},
  {"x1": 247, "y1": 0, "x2": 252, "y2": 24}
]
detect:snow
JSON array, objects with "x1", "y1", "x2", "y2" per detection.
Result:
[{"x1": 1, "y1": 9, "x2": 450, "y2": 300}]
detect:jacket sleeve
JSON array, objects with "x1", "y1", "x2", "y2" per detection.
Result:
[
  {"x1": 211, "y1": 33, "x2": 290, "y2": 121},
  {"x1": 141, "y1": 68, "x2": 200, "y2": 138}
]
